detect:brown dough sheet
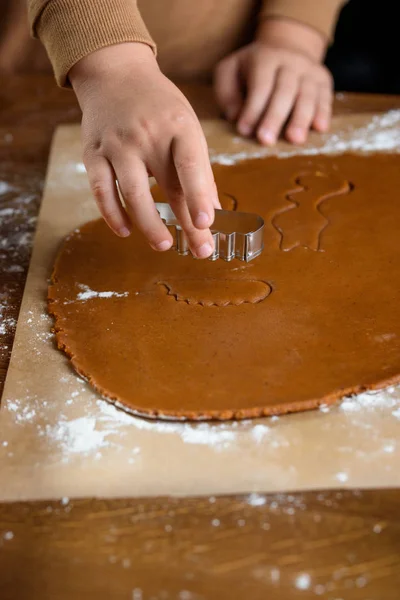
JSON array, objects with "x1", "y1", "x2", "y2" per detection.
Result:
[{"x1": 48, "y1": 154, "x2": 400, "y2": 420}]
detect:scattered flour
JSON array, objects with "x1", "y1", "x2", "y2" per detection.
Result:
[
  {"x1": 0, "y1": 316, "x2": 16, "y2": 336},
  {"x1": 251, "y1": 423, "x2": 270, "y2": 443},
  {"x1": 180, "y1": 425, "x2": 235, "y2": 447},
  {"x1": 98, "y1": 401, "x2": 239, "y2": 450},
  {"x1": 210, "y1": 110, "x2": 400, "y2": 165},
  {"x1": 340, "y1": 388, "x2": 399, "y2": 412},
  {"x1": 49, "y1": 417, "x2": 111, "y2": 454},
  {"x1": 247, "y1": 493, "x2": 267, "y2": 507},
  {"x1": 2, "y1": 375, "x2": 400, "y2": 471},
  {"x1": 383, "y1": 442, "x2": 396, "y2": 453},
  {"x1": 336, "y1": 472, "x2": 349, "y2": 484},
  {"x1": 0, "y1": 207, "x2": 15, "y2": 217},
  {"x1": 0, "y1": 172, "x2": 42, "y2": 356},
  {"x1": 76, "y1": 284, "x2": 129, "y2": 301},
  {"x1": 295, "y1": 573, "x2": 311, "y2": 590},
  {"x1": 0, "y1": 182, "x2": 15, "y2": 196}
]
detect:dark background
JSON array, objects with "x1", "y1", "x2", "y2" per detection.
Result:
[{"x1": 327, "y1": 0, "x2": 399, "y2": 93}]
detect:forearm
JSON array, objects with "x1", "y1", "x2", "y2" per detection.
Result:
[
  {"x1": 256, "y1": 17, "x2": 328, "y2": 62},
  {"x1": 260, "y1": 0, "x2": 347, "y2": 42},
  {"x1": 27, "y1": 0, "x2": 156, "y2": 86}
]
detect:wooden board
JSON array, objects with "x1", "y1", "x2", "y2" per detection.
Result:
[{"x1": 0, "y1": 116, "x2": 400, "y2": 502}]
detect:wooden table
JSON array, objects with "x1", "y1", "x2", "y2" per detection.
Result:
[{"x1": 1, "y1": 76, "x2": 399, "y2": 599}]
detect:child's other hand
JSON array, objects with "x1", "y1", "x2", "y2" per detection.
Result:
[
  {"x1": 214, "y1": 18, "x2": 333, "y2": 146},
  {"x1": 69, "y1": 43, "x2": 219, "y2": 258}
]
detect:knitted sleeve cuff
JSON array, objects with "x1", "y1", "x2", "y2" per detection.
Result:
[{"x1": 28, "y1": 0, "x2": 156, "y2": 86}]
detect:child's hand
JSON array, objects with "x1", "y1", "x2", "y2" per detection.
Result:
[
  {"x1": 69, "y1": 43, "x2": 219, "y2": 258},
  {"x1": 214, "y1": 18, "x2": 333, "y2": 146}
]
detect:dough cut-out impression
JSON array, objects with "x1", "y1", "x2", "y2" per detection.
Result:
[
  {"x1": 158, "y1": 279, "x2": 271, "y2": 307},
  {"x1": 49, "y1": 154, "x2": 400, "y2": 420},
  {"x1": 272, "y1": 172, "x2": 352, "y2": 251}
]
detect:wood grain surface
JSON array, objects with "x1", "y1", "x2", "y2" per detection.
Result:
[
  {"x1": 1, "y1": 491, "x2": 400, "y2": 600},
  {"x1": 1, "y1": 76, "x2": 400, "y2": 599}
]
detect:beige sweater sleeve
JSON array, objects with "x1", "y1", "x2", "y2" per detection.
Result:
[
  {"x1": 261, "y1": 0, "x2": 346, "y2": 40},
  {"x1": 29, "y1": 0, "x2": 345, "y2": 87},
  {"x1": 28, "y1": 0, "x2": 156, "y2": 86}
]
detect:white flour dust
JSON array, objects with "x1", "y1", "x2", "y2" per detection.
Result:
[
  {"x1": 2, "y1": 358, "x2": 400, "y2": 471},
  {"x1": 210, "y1": 110, "x2": 400, "y2": 165},
  {"x1": 47, "y1": 414, "x2": 134, "y2": 457},
  {"x1": 0, "y1": 293, "x2": 17, "y2": 354},
  {"x1": 75, "y1": 284, "x2": 129, "y2": 302},
  {"x1": 0, "y1": 314, "x2": 16, "y2": 336},
  {"x1": 340, "y1": 388, "x2": 399, "y2": 412},
  {"x1": 247, "y1": 493, "x2": 267, "y2": 507},
  {"x1": 0, "y1": 182, "x2": 15, "y2": 196},
  {"x1": 0, "y1": 168, "x2": 42, "y2": 357},
  {"x1": 295, "y1": 573, "x2": 312, "y2": 591}
]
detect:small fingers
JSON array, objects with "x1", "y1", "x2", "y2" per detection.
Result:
[
  {"x1": 237, "y1": 65, "x2": 276, "y2": 137},
  {"x1": 257, "y1": 68, "x2": 299, "y2": 145},
  {"x1": 313, "y1": 83, "x2": 333, "y2": 132},
  {"x1": 168, "y1": 195, "x2": 215, "y2": 259},
  {"x1": 151, "y1": 158, "x2": 215, "y2": 260},
  {"x1": 212, "y1": 180, "x2": 222, "y2": 210},
  {"x1": 172, "y1": 130, "x2": 218, "y2": 230},
  {"x1": 285, "y1": 78, "x2": 319, "y2": 144},
  {"x1": 196, "y1": 128, "x2": 221, "y2": 210},
  {"x1": 84, "y1": 155, "x2": 132, "y2": 237},
  {"x1": 214, "y1": 55, "x2": 244, "y2": 122},
  {"x1": 114, "y1": 157, "x2": 173, "y2": 251}
]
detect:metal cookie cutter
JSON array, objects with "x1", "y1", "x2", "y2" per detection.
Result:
[{"x1": 155, "y1": 203, "x2": 264, "y2": 262}]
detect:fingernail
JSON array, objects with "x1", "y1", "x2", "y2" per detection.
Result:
[
  {"x1": 118, "y1": 227, "x2": 131, "y2": 237},
  {"x1": 196, "y1": 242, "x2": 213, "y2": 259},
  {"x1": 238, "y1": 122, "x2": 251, "y2": 137},
  {"x1": 259, "y1": 129, "x2": 276, "y2": 145},
  {"x1": 195, "y1": 211, "x2": 211, "y2": 228},
  {"x1": 289, "y1": 127, "x2": 306, "y2": 144},
  {"x1": 154, "y1": 240, "x2": 172, "y2": 251}
]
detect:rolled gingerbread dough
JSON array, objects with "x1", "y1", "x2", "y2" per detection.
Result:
[{"x1": 48, "y1": 154, "x2": 400, "y2": 420}]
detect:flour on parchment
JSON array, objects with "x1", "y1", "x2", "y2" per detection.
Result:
[
  {"x1": 209, "y1": 110, "x2": 400, "y2": 165},
  {"x1": 2, "y1": 324, "x2": 399, "y2": 473},
  {"x1": 2, "y1": 267, "x2": 400, "y2": 481},
  {"x1": 1, "y1": 110, "x2": 400, "y2": 494}
]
